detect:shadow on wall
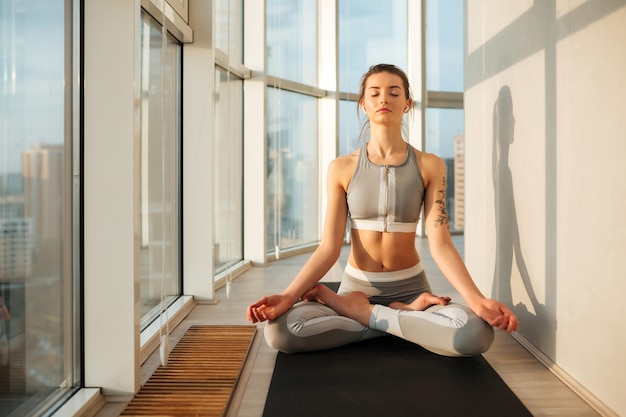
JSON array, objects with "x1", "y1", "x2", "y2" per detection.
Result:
[{"x1": 490, "y1": 86, "x2": 556, "y2": 356}]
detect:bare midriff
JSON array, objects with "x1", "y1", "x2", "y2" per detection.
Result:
[{"x1": 348, "y1": 229, "x2": 420, "y2": 272}]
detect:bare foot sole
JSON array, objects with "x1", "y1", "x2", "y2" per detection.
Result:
[
  {"x1": 389, "y1": 293, "x2": 451, "y2": 311},
  {"x1": 302, "y1": 285, "x2": 373, "y2": 326}
]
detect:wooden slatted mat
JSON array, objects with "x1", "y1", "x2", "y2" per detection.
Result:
[{"x1": 121, "y1": 325, "x2": 257, "y2": 417}]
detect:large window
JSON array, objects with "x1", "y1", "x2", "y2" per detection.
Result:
[
  {"x1": 214, "y1": 0, "x2": 245, "y2": 278},
  {"x1": 425, "y1": 0, "x2": 463, "y2": 92},
  {"x1": 215, "y1": 0, "x2": 243, "y2": 62},
  {"x1": 266, "y1": 1, "x2": 320, "y2": 254},
  {"x1": 338, "y1": 0, "x2": 408, "y2": 94},
  {"x1": 266, "y1": 89, "x2": 319, "y2": 252},
  {"x1": 214, "y1": 69, "x2": 244, "y2": 273},
  {"x1": 426, "y1": 108, "x2": 465, "y2": 230},
  {"x1": 0, "y1": 0, "x2": 80, "y2": 414},
  {"x1": 338, "y1": 100, "x2": 362, "y2": 160},
  {"x1": 425, "y1": 0, "x2": 465, "y2": 232},
  {"x1": 267, "y1": 0, "x2": 317, "y2": 85},
  {"x1": 338, "y1": 0, "x2": 408, "y2": 156},
  {"x1": 139, "y1": 11, "x2": 182, "y2": 329}
]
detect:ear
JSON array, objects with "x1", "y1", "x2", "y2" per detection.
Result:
[{"x1": 404, "y1": 98, "x2": 413, "y2": 112}]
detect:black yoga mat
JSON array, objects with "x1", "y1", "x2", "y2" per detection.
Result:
[
  {"x1": 262, "y1": 282, "x2": 532, "y2": 417},
  {"x1": 262, "y1": 336, "x2": 532, "y2": 417}
]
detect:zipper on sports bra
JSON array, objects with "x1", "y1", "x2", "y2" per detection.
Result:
[{"x1": 384, "y1": 165, "x2": 390, "y2": 232}]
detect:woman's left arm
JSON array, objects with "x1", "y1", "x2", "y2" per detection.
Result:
[{"x1": 421, "y1": 154, "x2": 518, "y2": 333}]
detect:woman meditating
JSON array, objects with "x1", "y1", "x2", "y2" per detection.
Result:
[{"x1": 246, "y1": 64, "x2": 518, "y2": 357}]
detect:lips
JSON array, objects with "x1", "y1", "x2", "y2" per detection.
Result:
[{"x1": 377, "y1": 108, "x2": 391, "y2": 113}]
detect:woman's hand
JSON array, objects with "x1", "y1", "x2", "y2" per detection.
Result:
[
  {"x1": 473, "y1": 298, "x2": 519, "y2": 333},
  {"x1": 246, "y1": 294, "x2": 295, "y2": 323}
]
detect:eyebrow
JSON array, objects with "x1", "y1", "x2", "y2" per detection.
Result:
[{"x1": 367, "y1": 85, "x2": 402, "y2": 90}]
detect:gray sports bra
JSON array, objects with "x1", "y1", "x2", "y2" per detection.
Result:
[{"x1": 347, "y1": 142, "x2": 424, "y2": 233}]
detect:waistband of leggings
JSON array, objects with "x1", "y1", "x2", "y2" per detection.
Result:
[{"x1": 345, "y1": 262, "x2": 424, "y2": 282}]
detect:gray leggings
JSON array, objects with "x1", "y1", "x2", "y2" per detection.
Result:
[{"x1": 264, "y1": 264, "x2": 494, "y2": 357}]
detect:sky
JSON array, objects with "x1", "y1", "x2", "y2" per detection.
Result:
[{"x1": 1, "y1": 0, "x2": 65, "y2": 173}]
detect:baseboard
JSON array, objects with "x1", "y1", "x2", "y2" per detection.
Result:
[{"x1": 511, "y1": 332, "x2": 618, "y2": 417}]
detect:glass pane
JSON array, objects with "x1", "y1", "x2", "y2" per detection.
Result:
[
  {"x1": 0, "y1": 0, "x2": 78, "y2": 414},
  {"x1": 214, "y1": 69, "x2": 243, "y2": 272},
  {"x1": 338, "y1": 100, "x2": 363, "y2": 156},
  {"x1": 139, "y1": 13, "x2": 182, "y2": 330},
  {"x1": 338, "y1": 0, "x2": 407, "y2": 93},
  {"x1": 266, "y1": 88, "x2": 319, "y2": 252},
  {"x1": 266, "y1": 0, "x2": 318, "y2": 85},
  {"x1": 425, "y1": 108, "x2": 465, "y2": 232},
  {"x1": 215, "y1": 0, "x2": 243, "y2": 60},
  {"x1": 426, "y1": 0, "x2": 464, "y2": 92}
]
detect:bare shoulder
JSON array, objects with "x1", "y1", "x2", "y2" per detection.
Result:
[
  {"x1": 414, "y1": 149, "x2": 445, "y2": 187},
  {"x1": 329, "y1": 149, "x2": 359, "y2": 189}
]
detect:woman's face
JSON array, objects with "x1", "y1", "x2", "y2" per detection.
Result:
[{"x1": 360, "y1": 71, "x2": 411, "y2": 126}]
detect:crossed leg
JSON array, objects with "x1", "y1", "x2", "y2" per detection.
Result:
[
  {"x1": 302, "y1": 284, "x2": 494, "y2": 357},
  {"x1": 302, "y1": 284, "x2": 451, "y2": 324}
]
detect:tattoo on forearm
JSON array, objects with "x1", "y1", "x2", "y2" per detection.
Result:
[{"x1": 434, "y1": 176, "x2": 449, "y2": 228}]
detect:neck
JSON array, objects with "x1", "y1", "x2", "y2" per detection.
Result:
[
  {"x1": 366, "y1": 133, "x2": 407, "y2": 166},
  {"x1": 368, "y1": 125, "x2": 405, "y2": 155}
]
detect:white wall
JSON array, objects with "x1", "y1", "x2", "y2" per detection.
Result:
[
  {"x1": 84, "y1": 0, "x2": 141, "y2": 397},
  {"x1": 464, "y1": 2, "x2": 626, "y2": 416},
  {"x1": 183, "y1": 0, "x2": 216, "y2": 301}
]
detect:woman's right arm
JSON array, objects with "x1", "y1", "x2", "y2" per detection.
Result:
[{"x1": 247, "y1": 158, "x2": 349, "y2": 323}]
